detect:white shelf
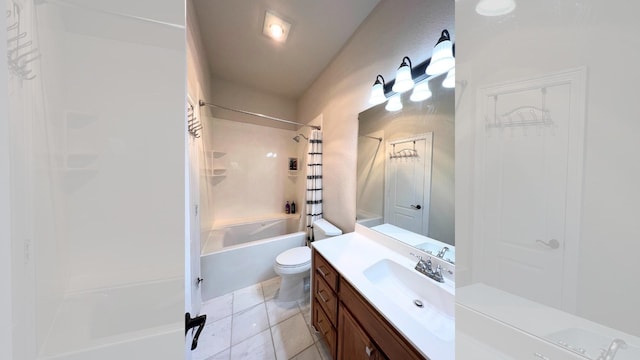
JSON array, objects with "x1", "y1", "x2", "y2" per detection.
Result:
[
  {"x1": 204, "y1": 150, "x2": 227, "y2": 177},
  {"x1": 63, "y1": 112, "x2": 99, "y2": 172}
]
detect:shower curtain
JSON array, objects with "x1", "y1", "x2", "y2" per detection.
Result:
[{"x1": 306, "y1": 129, "x2": 323, "y2": 242}]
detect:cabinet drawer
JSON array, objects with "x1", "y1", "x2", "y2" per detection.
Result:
[
  {"x1": 313, "y1": 299, "x2": 336, "y2": 359},
  {"x1": 313, "y1": 250, "x2": 339, "y2": 292},
  {"x1": 314, "y1": 273, "x2": 338, "y2": 326}
]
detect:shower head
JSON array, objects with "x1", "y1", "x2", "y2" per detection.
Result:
[{"x1": 293, "y1": 133, "x2": 309, "y2": 143}]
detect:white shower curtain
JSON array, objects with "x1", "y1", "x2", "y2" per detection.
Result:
[{"x1": 306, "y1": 129, "x2": 323, "y2": 242}]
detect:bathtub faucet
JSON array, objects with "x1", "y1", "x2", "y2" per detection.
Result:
[
  {"x1": 185, "y1": 312, "x2": 207, "y2": 350},
  {"x1": 436, "y1": 246, "x2": 449, "y2": 258},
  {"x1": 596, "y1": 338, "x2": 627, "y2": 360}
]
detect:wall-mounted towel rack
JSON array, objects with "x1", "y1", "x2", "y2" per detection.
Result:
[
  {"x1": 389, "y1": 141, "x2": 419, "y2": 159},
  {"x1": 486, "y1": 88, "x2": 554, "y2": 130},
  {"x1": 7, "y1": 3, "x2": 39, "y2": 81},
  {"x1": 187, "y1": 103, "x2": 201, "y2": 138}
]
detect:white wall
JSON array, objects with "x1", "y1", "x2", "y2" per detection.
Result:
[
  {"x1": 61, "y1": 30, "x2": 185, "y2": 292},
  {"x1": 7, "y1": 0, "x2": 186, "y2": 357},
  {"x1": 206, "y1": 118, "x2": 299, "y2": 224},
  {"x1": 1, "y1": 2, "x2": 12, "y2": 359},
  {"x1": 207, "y1": 77, "x2": 297, "y2": 131},
  {"x1": 297, "y1": 0, "x2": 454, "y2": 232},
  {"x1": 187, "y1": 0, "x2": 212, "y2": 237},
  {"x1": 456, "y1": 1, "x2": 640, "y2": 337}
]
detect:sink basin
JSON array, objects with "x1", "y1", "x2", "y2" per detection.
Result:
[
  {"x1": 545, "y1": 328, "x2": 640, "y2": 360},
  {"x1": 363, "y1": 259, "x2": 454, "y2": 338}
]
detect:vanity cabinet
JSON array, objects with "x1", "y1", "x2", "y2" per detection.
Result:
[
  {"x1": 338, "y1": 303, "x2": 386, "y2": 360},
  {"x1": 312, "y1": 250, "x2": 424, "y2": 360}
]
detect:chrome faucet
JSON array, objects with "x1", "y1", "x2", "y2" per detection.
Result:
[
  {"x1": 436, "y1": 246, "x2": 450, "y2": 258},
  {"x1": 414, "y1": 257, "x2": 444, "y2": 283},
  {"x1": 596, "y1": 338, "x2": 627, "y2": 360}
]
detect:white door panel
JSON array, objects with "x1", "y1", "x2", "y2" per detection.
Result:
[
  {"x1": 385, "y1": 134, "x2": 432, "y2": 235},
  {"x1": 474, "y1": 69, "x2": 586, "y2": 311}
]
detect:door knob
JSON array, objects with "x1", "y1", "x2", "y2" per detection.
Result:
[
  {"x1": 536, "y1": 239, "x2": 560, "y2": 250},
  {"x1": 410, "y1": 204, "x2": 422, "y2": 210}
]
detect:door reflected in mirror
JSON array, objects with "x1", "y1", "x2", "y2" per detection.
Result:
[{"x1": 357, "y1": 74, "x2": 454, "y2": 260}]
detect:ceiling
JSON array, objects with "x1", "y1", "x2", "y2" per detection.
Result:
[{"x1": 192, "y1": 0, "x2": 382, "y2": 99}]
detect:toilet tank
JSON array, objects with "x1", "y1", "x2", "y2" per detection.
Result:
[{"x1": 313, "y1": 219, "x2": 342, "y2": 240}]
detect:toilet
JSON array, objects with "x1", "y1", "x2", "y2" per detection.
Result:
[{"x1": 274, "y1": 219, "x2": 342, "y2": 302}]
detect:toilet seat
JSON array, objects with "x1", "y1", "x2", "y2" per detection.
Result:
[
  {"x1": 274, "y1": 246, "x2": 311, "y2": 275},
  {"x1": 276, "y1": 246, "x2": 311, "y2": 268}
]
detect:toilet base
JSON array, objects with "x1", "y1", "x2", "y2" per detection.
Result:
[{"x1": 276, "y1": 272, "x2": 309, "y2": 302}]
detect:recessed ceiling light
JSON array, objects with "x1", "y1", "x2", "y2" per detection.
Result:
[{"x1": 263, "y1": 11, "x2": 291, "y2": 43}]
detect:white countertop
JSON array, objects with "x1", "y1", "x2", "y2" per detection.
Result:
[{"x1": 312, "y1": 231, "x2": 455, "y2": 360}]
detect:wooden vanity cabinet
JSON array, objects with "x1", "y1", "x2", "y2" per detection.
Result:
[
  {"x1": 312, "y1": 250, "x2": 339, "y2": 359},
  {"x1": 312, "y1": 249, "x2": 425, "y2": 360},
  {"x1": 338, "y1": 303, "x2": 386, "y2": 360}
]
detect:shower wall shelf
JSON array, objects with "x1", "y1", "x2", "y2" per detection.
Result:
[
  {"x1": 60, "y1": 112, "x2": 99, "y2": 173},
  {"x1": 203, "y1": 150, "x2": 226, "y2": 177},
  {"x1": 288, "y1": 157, "x2": 299, "y2": 176}
]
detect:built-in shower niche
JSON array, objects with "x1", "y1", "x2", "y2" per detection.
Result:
[
  {"x1": 203, "y1": 150, "x2": 227, "y2": 178},
  {"x1": 59, "y1": 112, "x2": 99, "y2": 191}
]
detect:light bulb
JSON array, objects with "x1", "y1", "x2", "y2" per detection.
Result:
[{"x1": 385, "y1": 94, "x2": 403, "y2": 112}]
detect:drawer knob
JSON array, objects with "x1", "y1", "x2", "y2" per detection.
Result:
[
  {"x1": 317, "y1": 289, "x2": 329, "y2": 303},
  {"x1": 317, "y1": 266, "x2": 329, "y2": 277},
  {"x1": 365, "y1": 345, "x2": 374, "y2": 357}
]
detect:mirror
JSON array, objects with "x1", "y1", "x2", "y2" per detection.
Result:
[{"x1": 357, "y1": 74, "x2": 455, "y2": 260}]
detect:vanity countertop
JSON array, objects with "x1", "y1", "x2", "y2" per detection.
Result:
[
  {"x1": 312, "y1": 231, "x2": 455, "y2": 360},
  {"x1": 457, "y1": 284, "x2": 640, "y2": 352}
]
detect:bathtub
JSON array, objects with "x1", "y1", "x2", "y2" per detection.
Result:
[
  {"x1": 201, "y1": 215, "x2": 306, "y2": 300},
  {"x1": 39, "y1": 279, "x2": 183, "y2": 360}
]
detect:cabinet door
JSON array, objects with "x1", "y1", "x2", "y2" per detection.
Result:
[{"x1": 338, "y1": 304, "x2": 384, "y2": 360}]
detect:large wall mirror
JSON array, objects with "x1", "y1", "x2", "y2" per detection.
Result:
[{"x1": 357, "y1": 73, "x2": 455, "y2": 261}]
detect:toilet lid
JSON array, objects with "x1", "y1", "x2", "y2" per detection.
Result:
[{"x1": 276, "y1": 246, "x2": 311, "y2": 267}]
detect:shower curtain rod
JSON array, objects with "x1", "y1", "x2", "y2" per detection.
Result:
[{"x1": 199, "y1": 100, "x2": 321, "y2": 130}]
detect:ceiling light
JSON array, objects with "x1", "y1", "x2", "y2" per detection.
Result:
[
  {"x1": 385, "y1": 94, "x2": 403, "y2": 112},
  {"x1": 392, "y1": 56, "x2": 415, "y2": 93},
  {"x1": 426, "y1": 30, "x2": 455, "y2": 75},
  {"x1": 442, "y1": 68, "x2": 455, "y2": 88},
  {"x1": 263, "y1": 11, "x2": 291, "y2": 43},
  {"x1": 269, "y1": 24, "x2": 284, "y2": 39},
  {"x1": 475, "y1": 0, "x2": 516, "y2": 16},
  {"x1": 368, "y1": 75, "x2": 387, "y2": 105},
  {"x1": 410, "y1": 80, "x2": 432, "y2": 102}
]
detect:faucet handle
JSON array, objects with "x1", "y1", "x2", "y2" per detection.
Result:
[{"x1": 425, "y1": 259, "x2": 433, "y2": 271}]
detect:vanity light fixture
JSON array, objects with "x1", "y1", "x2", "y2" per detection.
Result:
[
  {"x1": 391, "y1": 56, "x2": 415, "y2": 93},
  {"x1": 475, "y1": 0, "x2": 516, "y2": 16},
  {"x1": 385, "y1": 94, "x2": 403, "y2": 112},
  {"x1": 368, "y1": 75, "x2": 387, "y2": 105},
  {"x1": 262, "y1": 11, "x2": 291, "y2": 43},
  {"x1": 410, "y1": 80, "x2": 432, "y2": 102},
  {"x1": 442, "y1": 67, "x2": 455, "y2": 88},
  {"x1": 426, "y1": 30, "x2": 455, "y2": 75}
]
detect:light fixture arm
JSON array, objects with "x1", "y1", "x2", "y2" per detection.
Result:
[
  {"x1": 399, "y1": 56, "x2": 413, "y2": 70},
  {"x1": 437, "y1": 30, "x2": 451, "y2": 45},
  {"x1": 373, "y1": 74, "x2": 385, "y2": 86}
]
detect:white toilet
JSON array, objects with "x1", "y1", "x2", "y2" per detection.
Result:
[{"x1": 274, "y1": 219, "x2": 342, "y2": 302}]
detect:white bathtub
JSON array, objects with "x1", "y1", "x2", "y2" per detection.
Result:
[
  {"x1": 201, "y1": 215, "x2": 306, "y2": 300},
  {"x1": 39, "y1": 279, "x2": 183, "y2": 360}
]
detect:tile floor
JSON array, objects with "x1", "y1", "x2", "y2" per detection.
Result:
[{"x1": 192, "y1": 276, "x2": 332, "y2": 360}]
